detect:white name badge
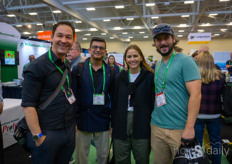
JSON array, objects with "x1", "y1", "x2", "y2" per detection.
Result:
[
  {"x1": 156, "y1": 92, "x2": 166, "y2": 107},
  {"x1": 93, "y1": 94, "x2": 105, "y2": 105},
  {"x1": 64, "y1": 89, "x2": 76, "y2": 104}
]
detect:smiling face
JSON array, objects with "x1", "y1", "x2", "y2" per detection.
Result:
[
  {"x1": 88, "y1": 41, "x2": 107, "y2": 61},
  {"x1": 153, "y1": 33, "x2": 175, "y2": 57},
  {"x1": 108, "y1": 56, "x2": 115, "y2": 65},
  {"x1": 125, "y1": 48, "x2": 142, "y2": 71},
  {"x1": 51, "y1": 24, "x2": 74, "y2": 58}
]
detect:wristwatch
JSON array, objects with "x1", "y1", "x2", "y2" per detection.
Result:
[{"x1": 32, "y1": 133, "x2": 43, "y2": 141}]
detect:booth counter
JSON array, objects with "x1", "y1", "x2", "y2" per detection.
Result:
[{"x1": 0, "y1": 99, "x2": 23, "y2": 148}]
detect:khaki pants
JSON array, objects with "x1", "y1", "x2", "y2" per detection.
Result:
[
  {"x1": 75, "y1": 130, "x2": 109, "y2": 164},
  {"x1": 150, "y1": 124, "x2": 183, "y2": 164}
]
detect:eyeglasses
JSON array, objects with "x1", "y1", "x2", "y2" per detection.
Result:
[{"x1": 91, "y1": 45, "x2": 106, "y2": 51}]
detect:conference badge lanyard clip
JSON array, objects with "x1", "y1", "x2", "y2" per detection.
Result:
[
  {"x1": 155, "y1": 51, "x2": 175, "y2": 107},
  {"x1": 89, "y1": 60, "x2": 105, "y2": 105},
  {"x1": 48, "y1": 49, "x2": 76, "y2": 104}
]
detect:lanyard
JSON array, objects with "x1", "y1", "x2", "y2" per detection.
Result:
[
  {"x1": 89, "y1": 60, "x2": 106, "y2": 94},
  {"x1": 48, "y1": 49, "x2": 69, "y2": 90},
  {"x1": 155, "y1": 50, "x2": 176, "y2": 93}
]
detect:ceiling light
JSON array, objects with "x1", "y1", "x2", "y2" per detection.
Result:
[
  {"x1": 85, "y1": 33, "x2": 91, "y2": 36},
  {"x1": 122, "y1": 32, "x2": 128, "y2": 34},
  {"x1": 83, "y1": 38, "x2": 87, "y2": 40},
  {"x1": 110, "y1": 37, "x2": 115, "y2": 39},
  {"x1": 209, "y1": 14, "x2": 218, "y2": 16},
  {"x1": 177, "y1": 35, "x2": 183, "y2": 37},
  {"x1": 129, "y1": 36, "x2": 133, "y2": 38},
  {"x1": 221, "y1": 29, "x2": 227, "y2": 31},
  {"x1": 75, "y1": 29, "x2": 81, "y2": 32},
  {"x1": 201, "y1": 23, "x2": 211, "y2": 26},
  {"x1": 75, "y1": 21, "x2": 82, "y2": 23},
  {"x1": 101, "y1": 33, "x2": 106, "y2": 35},
  {"x1": 184, "y1": 1, "x2": 194, "y2": 4},
  {"x1": 214, "y1": 34, "x2": 220, "y2": 36},
  {"x1": 114, "y1": 27, "x2": 121, "y2": 30},
  {"x1": 7, "y1": 14, "x2": 15, "y2": 17},
  {"x1": 90, "y1": 28, "x2": 98, "y2": 31},
  {"x1": 27, "y1": 24, "x2": 32, "y2": 28},
  {"x1": 143, "y1": 36, "x2": 149, "y2": 38},
  {"x1": 146, "y1": 3, "x2": 155, "y2": 6},
  {"x1": 197, "y1": 29, "x2": 204, "y2": 32},
  {"x1": 151, "y1": 16, "x2": 159, "y2": 19},
  {"x1": 181, "y1": 15, "x2": 189, "y2": 17},
  {"x1": 228, "y1": 22, "x2": 232, "y2": 25},
  {"x1": 103, "y1": 19, "x2": 110, "y2": 22},
  {"x1": 140, "y1": 31, "x2": 145, "y2": 34},
  {"x1": 29, "y1": 12, "x2": 38, "y2": 15},
  {"x1": 179, "y1": 24, "x2": 187, "y2": 27},
  {"x1": 36, "y1": 23, "x2": 43, "y2": 26},
  {"x1": 23, "y1": 32, "x2": 31, "y2": 34},
  {"x1": 86, "y1": 8, "x2": 96, "y2": 11},
  {"x1": 219, "y1": 0, "x2": 230, "y2": 1},
  {"x1": 52, "y1": 10, "x2": 61, "y2": 13},
  {"x1": 126, "y1": 18, "x2": 134, "y2": 21},
  {"x1": 178, "y1": 30, "x2": 185, "y2": 32},
  {"x1": 38, "y1": 31, "x2": 44, "y2": 33},
  {"x1": 16, "y1": 25, "x2": 22, "y2": 27},
  {"x1": 134, "y1": 26, "x2": 141, "y2": 29},
  {"x1": 115, "y1": 5, "x2": 124, "y2": 9}
]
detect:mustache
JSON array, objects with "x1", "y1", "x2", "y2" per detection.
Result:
[{"x1": 160, "y1": 45, "x2": 169, "y2": 48}]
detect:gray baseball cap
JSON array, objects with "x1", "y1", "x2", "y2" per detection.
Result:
[{"x1": 152, "y1": 24, "x2": 174, "y2": 39}]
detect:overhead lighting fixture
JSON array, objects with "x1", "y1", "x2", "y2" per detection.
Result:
[
  {"x1": 75, "y1": 29, "x2": 81, "y2": 32},
  {"x1": 122, "y1": 32, "x2": 128, "y2": 34},
  {"x1": 38, "y1": 31, "x2": 44, "y2": 33},
  {"x1": 177, "y1": 35, "x2": 183, "y2": 37},
  {"x1": 115, "y1": 5, "x2": 124, "y2": 9},
  {"x1": 29, "y1": 12, "x2": 38, "y2": 15},
  {"x1": 75, "y1": 21, "x2": 82, "y2": 23},
  {"x1": 101, "y1": 33, "x2": 107, "y2": 35},
  {"x1": 7, "y1": 14, "x2": 15, "y2": 17},
  {"x1": 110, "y1": 37, "x2": 115, "y2": 39},
  {"x1": 27, "y1": 24, "x2": 32, "y2": 28},
  {"x1": 86, "y1": 8, "x2": 96, "y2": 11},
  {"x1": 179, "y1": 24, "x2": 187, "y2": 27},
  {"x1": 36, "y1": 23, "x2": 43, "y2": 26},
  {"x1": 197, "y1": 29, "x2": 204, "y2": 32},
  {"x1": 181, "y1": 15, "x2": 189, "y2": 17},
  {"x1": 151, "y1": 16, "x2": 159, "y2": 19},
  {"x1": 126, "y1": 18, "x2": 134, "y2": 21},
  {"x1": 219, "y1": 0, "x2": 230, "y2": 1},
  {"x1": 114, "y1": 27, "x2": 121, "y2": 30},
  {"x1": 139, "y1": 31, "x2": 145, "y2": 34},
  {"x1": 85, "y1": 33, "x2": 91, "y2": 36},
  {"x1": 143, "y1": 36, "x2": 149, "y2": 38},
  {"x1": 103, "y1": 19, "x2": 111, "y2": 22},
  {"x1": 209, "y1": 14, "x2": 218, "y2": 16},
  {"x1": 228, "y1": 22, "x2": 232, "y2": 25},
  {"x1": 90, "y1": 28, "x2": 98, "y2": 31},
  {"x1": 184, "y1": 1, "x2": 194, "y2": 4},
  {"x1": 83, "y1": 38, "x2": 87, "y2": 40},
  {"x1": 178, "y1": 30, "x2": 185, "y2": 32},
  {"x1": 52, "y1": 10, "x2": 61, "y2": 13},
  {"x1": 201, "y1": 23, "x2": 211, "y2": 26},
  {"x1": 214, "y1": 34, "x2": 220, "y2": 36},
  {"x1": 221, "y1": 29, "x2": 227, "y2": 31},
  {"x1": 23, "y1": 32, "x2": 31, "y2": 35},
  {"x1": 129, "y1": 36, "x2": 133, "y2": 39},
  {"x1": 16, "y1": 25, "x2": 22, "y2": 27},
  {"x1": 134, "y1": 26, "x2": 141, "y2": 29},
  {"x1": 146, "y1": 3, "x2": 155, "y2": 6}
]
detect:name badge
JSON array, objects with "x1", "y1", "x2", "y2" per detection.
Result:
[
  {"x1": 93, "y1": 94, "x2": 105, "y2": 105},
  {"x1": 156, "y1": 92, "x2": 166, "y2": 107},
  {"x1": 64, "y1": 89, "x2": 76, "y2": 104}
]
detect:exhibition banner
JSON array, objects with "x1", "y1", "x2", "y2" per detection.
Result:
[
  {"x1": 0, "y1": 22, "x2": 21, "y2": 51},
  {"x1": 188, "y1": 33, "x2": 211, "y2": 44}
]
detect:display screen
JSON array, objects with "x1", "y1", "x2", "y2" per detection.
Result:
[{"x1": 0, "y1": 49, "x2": 19, "y2": 65}]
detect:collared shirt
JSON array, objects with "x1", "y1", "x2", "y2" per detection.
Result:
[
  {"x1": 92, "y1": 67, "x2": 104, "y2": 94},
  {"x1": 21, "y1": 50, "x2": 75, "y2": 130}
]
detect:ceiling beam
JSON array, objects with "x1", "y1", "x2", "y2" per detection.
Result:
[
  {"x1": 63, "y1": 0, "x2": 118, "y2": 5},
  {"x1": 41, "y1": 0, "x2": 125, "y2": 42},
  {"x1": 8, "y1": 11, "x2": 44, "y2": 24}
]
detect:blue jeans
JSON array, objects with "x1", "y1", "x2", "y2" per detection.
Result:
[{"x1": 194, "y1": 117, "x2": 222, "y2": 164}]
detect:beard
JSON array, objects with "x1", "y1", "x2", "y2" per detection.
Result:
[{"x1": 156, "y1": 44, "x2": 174, "y2": 57}]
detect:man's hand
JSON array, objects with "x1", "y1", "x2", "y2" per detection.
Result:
[
  {"x1": 182, "y1": 127, "x2": 194, "y2": 140},
  {"x1": 35, "y1": 135, "x2": 46, "y2": 147}
]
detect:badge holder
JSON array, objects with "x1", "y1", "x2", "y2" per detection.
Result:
[
  {"x1": 93, "y1": 93, "x2": 105, "y2": 105},
  {"x1": 63, "y1": 88, "x2": 76, "y2": 104},
  {"x1": 156, "y1": 92, "x2": 166, "y2": 107}
]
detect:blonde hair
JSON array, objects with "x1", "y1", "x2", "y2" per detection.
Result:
[
  {"x1": 197, "y1": 51, "x2": 222, "y2": 84},
  {"x1": 124, "y1": 44, "x2": 154, "y2": 73}
]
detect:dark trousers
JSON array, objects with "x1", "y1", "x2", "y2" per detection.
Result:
[
  {"x1": 27, "y1": 124, "x2": 75, "y2": 164},
  {"x1": 0, "y1": 122, "x2": 4, "y2": 164}
]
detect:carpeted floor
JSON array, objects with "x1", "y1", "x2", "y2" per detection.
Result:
[{"x1": 4, "y1": 120, "x2": 232, "y2": 164}]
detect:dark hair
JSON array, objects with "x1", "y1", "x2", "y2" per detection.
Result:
[
  {"x1": 90, "y1": 37, "x2": 106, "y2": 49},
  {"x1": 52, "y1": 21, "x2": 75, "y2": 38},
  {"x1": 124, "y1": 44, "x2": 154, "y2": 73},
  {"x1": 192, "y1": 50, "x2": 199, "y2": 58}
]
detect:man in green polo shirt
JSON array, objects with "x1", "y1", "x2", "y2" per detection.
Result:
[{"x1": 150, "y1": 23, "x2": 202, "y2": 164}]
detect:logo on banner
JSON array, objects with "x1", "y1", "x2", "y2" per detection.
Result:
[{"x1": 188, "y1": 33, "x2": 211, "y2": 44}]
